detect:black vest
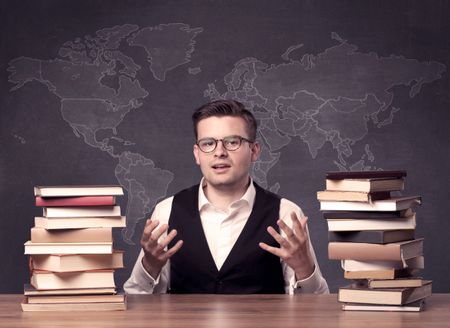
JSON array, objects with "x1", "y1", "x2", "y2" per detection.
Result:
[{"x1": 167, "y1": 183, "x2": 285, "y2": 294}]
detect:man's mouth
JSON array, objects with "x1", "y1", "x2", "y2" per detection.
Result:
[{"x1": 212, "y1": 163, "x2": 231, "y2": 169}]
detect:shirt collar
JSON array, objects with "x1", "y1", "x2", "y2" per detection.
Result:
[{"x1": 198, "y1": 177, "x2": 256, "y2": 211}]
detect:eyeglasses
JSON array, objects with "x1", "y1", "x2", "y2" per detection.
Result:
[{"x1": 196, "y1": 135, "x2": 254, "y2": 153}]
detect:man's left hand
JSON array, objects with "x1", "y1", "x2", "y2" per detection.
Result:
[{"x1": 259, "y1": 212, "x2": 315, "y2": 280}]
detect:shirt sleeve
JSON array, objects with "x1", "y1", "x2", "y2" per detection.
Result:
[
  {"x1": 279, "y1": 198, "x2": 330, "y2": 294},
  {"x1": 123, "y1": 197, "x2": 174, "y2": 294}
]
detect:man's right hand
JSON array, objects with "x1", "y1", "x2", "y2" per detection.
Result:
[{"x1": 140, "y1": 219, "x2": 183, "y2": 279}]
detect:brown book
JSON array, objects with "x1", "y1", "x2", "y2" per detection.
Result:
[
  {"x1": 317, "y1": 190, "x2": 391, "y2": 202},
  {"x1": 34, "y1": 216, "x2": 126, "y2": 230},
  {"x1": 338, "y1": 281, "x2": 432, "y2": 305},
  {"x1": 328, "y1": 230, "x2": 415, "y2": 243},
  {"x1": 342, "y1": 299, "x2": 424, "y2": 312},
  {"x1": 30, "y1": 251, "x2": 124, "y2": 272},
  {"x1": 31, "y1": 227, "x2": 113, "y2": 243},
  {"x1": 36, "y1": 196, "x2": 116, "y2": 207},
  {"x1": 31, "y1": 270, "x2": 116, "y2": 290},
  {"x1": 368, "y1": 277, "x2": 425, "y2": 289},
  {"x1": 344, "y1": 268, "x2": 415, "y2": 280},
  {"x1": 328, "y1": 238, "x2": 423, "y2": 261}
]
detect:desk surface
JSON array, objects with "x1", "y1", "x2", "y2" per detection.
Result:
[{"x1": 1, "y1": 294, "x2": 450, "y2": 328}]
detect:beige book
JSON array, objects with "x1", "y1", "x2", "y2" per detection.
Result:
[
  {"x1": 342, "y1": 299, "x2": 424, "y2": 312},
  {"x1": 327, "y1": 214, "x2": 416, "y2": 231},
  {"x1": 34, "y1": 216, "x2": 126, "y2": 230},
  {"x1": 326, "y1": 178, "x2": 405, "y2": 192},
  {"x1": 43, "y1": 205, "x2": 121, "y2": 218},
  {"x1": 24, "y1": 241, "x2": 113, "y2": 255},
  {"x1": 317, "y1": 190, "x2": 390, "y2": 202},
  {"x1": 344, "y1": 268, "x2": 416, "y2": 280},
  {"x1": 338, "y1": 281, "x2": 432, "y2": 305},
  {"x1": 31, "y1": 270, "x2": 116, "y2": 290},
  {"x1": 342, "y1": 256, "x2": 424, "y2": 271},
  {"x1": 34, "y1": 185, "x2": 124, "y2": 197},
  {"x1": 24, "y1": 284, "x2": 116, "y2": 296},
  {"x1": 31, "y1": 227, "x2": 113, "y2": 243},
  {"x1": 31, "y1": 251, "x2": 124, "y2": 272},
  {"x1": 26, "y1": 293, "x2": 125, "y2": 304},
  {"x1": 328, "y1": 238, "x2": 424, "y2": 261},
  {"x1": 21, "y1": 298, "x2": 126, "y2": 312},
  {"x1": 320, "y1": 196, "x2": 421, "y2": 212}
]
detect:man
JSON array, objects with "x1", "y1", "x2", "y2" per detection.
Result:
[{"x1": 124, "y1": 100, "x2": 329, "y2": 294}]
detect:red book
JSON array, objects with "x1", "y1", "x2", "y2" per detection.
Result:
[{"x1": 35, "y1": 196, "x2": 116, "y2": 207}]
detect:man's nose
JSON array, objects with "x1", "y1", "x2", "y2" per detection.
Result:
[{"x1": 213, "y1": 140, "x2": 228, "y2": 157}]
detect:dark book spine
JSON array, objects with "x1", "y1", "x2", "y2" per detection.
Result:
[
  {"x1": 328, "y1": 230, "x2": 415, "y2": 244},
  {"x1": 322, "y1": 210, "x2": 406, "y2": 220},
  {"x1": 326, "y1": 170, "x2": 407, "y2": 180}
]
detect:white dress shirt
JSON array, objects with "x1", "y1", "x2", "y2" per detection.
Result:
[{"x1": 124, "y1": 179, "x2": 329, "y2": 294}]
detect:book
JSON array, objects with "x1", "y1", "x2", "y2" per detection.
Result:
[
  {"x1": 325, "y1": 178, "x2": 405, "y2": 192},
  {"x1": 36, "y1": 196, "x2": 116, "y2": 207},
  {"x1": 30, "y1": 270, "x2": 116, "y2": 290},
  {"x1": 367, "y1": 277, "x2": 425, "y2": 288},
  {"x1": 21, "y1": 298, "x2": 127, "y2": 311},
  {"x1": 328, "y1": 238, "x2": 424, "y2": 261},
  {"x1": 341, "y1": 299, "x2": 424, "y2": 312},
  {"x1": 326, "y1": 170, "x2": 407, "y2": 180},
  {"x1": 344, "y1": 268, "x2": 415, "y2": 280},
  {"x1": 338, "y1": 281, "x2": 432, "y2": 305},
  {"x1": 24, "y1": 241, "x2": 113, "y2": 255},
  {"x1": 320, "y1": 196, "x2": 421, "y2": 212},
  {"x1": 43, "y1": 205, "x2": 121, "y2": 218},
  {"x1": 31, "y1": 227, "x2": 113, "y2": 243},
  {"x1": 323, "y1": 209, "x2": 411, "y2": 220},
  {"x1": 326, "y1": 215, "x2": 416, "y2": 232},
  {"x1": 24, "y1": 284, "x2": 116, "y2": 296},
  {"x1": 317, "y1": 190, "x2": 391, "y2": 202},
  {"x1": 30, "y1": 251, "x2": 124, "y2": 272},
  {"x1": 26, "y1": 292, "x2": 125, "y2": 304},
  {"x1": 342, "y1": 256, "x2": 424, "y2": 271},
  {"x1": 34, "y1": 216, "x2": 126, "y2": 230},
  {"x1": 34, "y1": 185, "x2": 124, "y2": 197},
  {"x1": 328, "y1": 230, "x2": 415, "y2": 243}
]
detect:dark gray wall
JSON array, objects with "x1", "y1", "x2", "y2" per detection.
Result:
[{"x1": 1, "y1": 0, "x2": 449, "y2": 293}]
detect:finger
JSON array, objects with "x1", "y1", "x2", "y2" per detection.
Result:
[
  {"x1": 149, "y1": 223, "x2": 170, "y2": 243},
  {"x1": 259, "y1": 242, "x2": 284, "y2": 257},
  {"x1": 267, "y1": 226, "x2": 291, "y2": 249},
  {"x1": 277, "y1": 219, "x2": 297, "y2": 243},
  {"x1": 141, "y1": 219, "x2": 160, "y2": 243},
  {"x1": 155, "y1": 229, "x2": 179, "y2": 252},
  {"x1": 291, "y1": 212, "x2": 307, "y2": 240},
  {"x1": 163, "y1": 240, "x2": 184, "y2": 260}
]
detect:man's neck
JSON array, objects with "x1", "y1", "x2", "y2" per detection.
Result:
[{"x1": 203, "y1": 178, "x2": 250, "y2": 210}]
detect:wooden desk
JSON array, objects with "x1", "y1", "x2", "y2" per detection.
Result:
[{"x1": 1, "y1": 294, "x2": 449, "y2": 328}]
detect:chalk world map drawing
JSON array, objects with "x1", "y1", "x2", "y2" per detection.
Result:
[{"x1": 7, "y1": 24, "x2": 446, "y2": 244}]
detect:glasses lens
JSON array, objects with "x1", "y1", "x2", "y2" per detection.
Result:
[
  {"x1": 223, "y1": 136, "x2": 241, "y2": 151},
  {"x1": 198, "y1": 138, "x2": 216, "y2": 152}
]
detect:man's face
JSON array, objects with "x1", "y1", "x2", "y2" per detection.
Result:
[{"x1": 193, "y1": 116, "x2": 260, "y2": 191}]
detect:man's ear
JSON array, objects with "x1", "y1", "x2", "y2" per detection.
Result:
[
  {"x1": 250, "y1": 141, "x2": 261, "y2": 162},
  {"x1": 193, "y1": 144, "x2": 201, "y2": 165}
]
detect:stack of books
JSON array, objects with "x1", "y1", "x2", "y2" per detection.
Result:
[
  {"x1": 22, "y1": 185, "x2": 127, "y2": 311},
  {"x1": 317, "y1": 170, "x2": 432, "y2": 312}
]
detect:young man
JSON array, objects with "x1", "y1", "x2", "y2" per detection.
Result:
[{"x1": 124, "y1": 100, "x2": 329, "y2": 294}]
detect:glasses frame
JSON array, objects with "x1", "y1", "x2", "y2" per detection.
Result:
[{"x1": 196, "y1": 135, "x2": 254, "y2": 153}]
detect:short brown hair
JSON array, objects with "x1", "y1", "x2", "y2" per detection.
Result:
[{"x1": 192, "y1": 100, "x2": 258, "y2": 141}]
